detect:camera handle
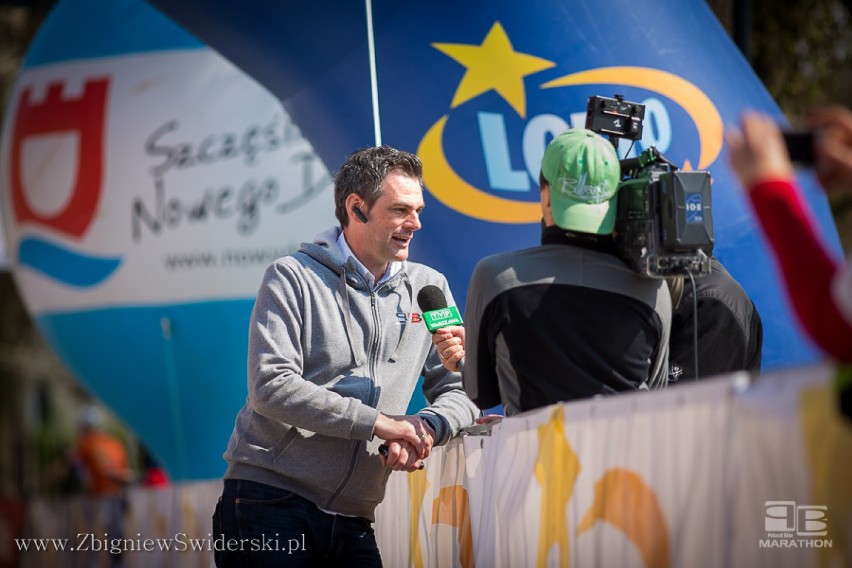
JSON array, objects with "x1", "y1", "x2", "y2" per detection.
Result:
[{"x1": 619, "y1": 147, "x2": 680, "y2": 177}]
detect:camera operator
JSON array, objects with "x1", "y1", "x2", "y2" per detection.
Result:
[{"x1": 434, "y1": 129, "x2": 671, "y2": 415}]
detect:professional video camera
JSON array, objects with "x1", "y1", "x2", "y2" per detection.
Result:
[{"x1": 585, "y1": 95, "x2": 714, "y2": 279}]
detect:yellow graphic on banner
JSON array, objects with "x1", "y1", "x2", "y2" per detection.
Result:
[
  {"x1": 432, "y1": 485, "x2": 475, "y2": 568},
  {"x1": 406, "y1": 444, "x2": 474, "y2": 568},
  {"x1": 577, "y1": 469, "x2": 671, "y2": 568},
  {"x1": 534, "y1": 407, "x2": 580, "y2": 567},
  {"x1": 408, "y1": 469, "x2": 431, "y2": 568},
  {"x1": 403, "y1": 409, "x2": 672, "y2": 567},
  {"x1": 432, "y1": 21, "x2": 555, "y2": 118},
  {"x1": 800, "y1": 380, "x2": 852, "y2": 567},
  {"x1": 533, "y1": 407, "x2": 670, "y2": 568}
]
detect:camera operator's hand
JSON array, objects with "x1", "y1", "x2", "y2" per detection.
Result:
[
  {"x1": 432, "y1": 325, "x2": 465, "y2": 372},
  {"x1": 810, "y1": 106, "x2": 852, "y2": 191},
  {"x1": 727, "y1": 111, "x2": 794, "y2": 191}
]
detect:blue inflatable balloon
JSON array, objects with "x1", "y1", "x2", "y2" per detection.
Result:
[
  {"x1": 0, "y1": 0, "x2": 335, "y2": 479},
  {"x1": 152, "y1": 0, "x2": 842, "y2": 371}
]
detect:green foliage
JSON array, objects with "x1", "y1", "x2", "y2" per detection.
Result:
[{"x1": 750, "y1": 0, "x2": 852, "y2": 117}]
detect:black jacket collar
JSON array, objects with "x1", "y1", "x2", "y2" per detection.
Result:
[{"x1": 540, "y1": 225, "x2": 619, "y2": 255}]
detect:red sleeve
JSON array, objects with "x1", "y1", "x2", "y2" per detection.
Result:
[{"x1": 749, "y1": 178, "x2": 852, "y2": 362}]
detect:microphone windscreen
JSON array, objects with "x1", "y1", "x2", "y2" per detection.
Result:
[{"x1": 417, "y1": 285, "x2": 448, "y2": 313}]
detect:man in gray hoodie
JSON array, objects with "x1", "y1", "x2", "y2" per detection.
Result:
[{"x1": 212, "y1": 146, "x2": 478, "y2": 567}]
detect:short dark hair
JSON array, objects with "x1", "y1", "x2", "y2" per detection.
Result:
[{"x1": 334, "y1": 146, "x2": 423, "y2": 227}]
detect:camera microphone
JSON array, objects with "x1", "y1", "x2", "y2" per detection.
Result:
[{"x1": 416, "y1": 285, "x2": 463, "y2": 332}]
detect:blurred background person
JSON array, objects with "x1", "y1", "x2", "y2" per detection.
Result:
[
  {"x1": 72, "y1": 405, "x2": 134, "y2": 566},
  {"x1": 139, "y1": 445, "x2": 169, "y2": 488},
  {"x1": 72, "y1": 405, "x2": 133, "y2": 496},
  {"x1": 727, "y1": 107, "x2": 852, "y2": 362},
  {"x1": 728, "y1": 106, "x2": 852, "y2": 416}
]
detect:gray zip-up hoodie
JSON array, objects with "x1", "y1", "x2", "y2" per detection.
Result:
[{"x1": 223, "y1": 226, "x2": 478, "y2": 521}]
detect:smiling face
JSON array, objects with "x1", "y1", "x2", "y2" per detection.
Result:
[{"x1": 344, "y1": 171, "x2": 425, "y2": 280}]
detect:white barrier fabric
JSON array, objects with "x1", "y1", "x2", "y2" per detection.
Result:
[
  {"x1": 374, "y1": 365, "x2": 851, "y2": 568},
  {"x1": 18, "y1": 480, "x2": 221, "y2": 568},
  {"x1": 15, "y1": 365, "x2": 852, "y2": 567}
]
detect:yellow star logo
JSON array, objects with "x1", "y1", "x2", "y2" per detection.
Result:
[{"x1": 432, "y1": 21, "x2": 555, "y2": 118}]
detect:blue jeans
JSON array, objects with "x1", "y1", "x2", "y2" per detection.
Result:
[{"x1": 212, "y1": 479, "x2": 383, "y2": 567}]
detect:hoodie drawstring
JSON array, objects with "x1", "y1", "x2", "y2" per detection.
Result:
[{"x1": 339, "y1": 264, "x2": 413, "y2": 366}]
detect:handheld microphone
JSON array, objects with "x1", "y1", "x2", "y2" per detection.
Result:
[{"x1": 416, "y1": 285, "x2": 463, "y2": 333}]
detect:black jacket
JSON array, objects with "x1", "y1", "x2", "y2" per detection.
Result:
[
  {"x1": 669, "y1": 257, "x2": 763, "y2": 382},
  {"x1": 463, "y1": 226, "x2": 671, "y2": 414}
]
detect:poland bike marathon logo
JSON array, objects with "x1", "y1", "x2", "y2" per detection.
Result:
[{"x1": 8, "y1": 76, "x2": 121, "y2": 287}]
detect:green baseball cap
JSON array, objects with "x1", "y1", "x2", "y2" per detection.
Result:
[{"x1": 541, "y1": 129, "x2": 621, "y2": 234}]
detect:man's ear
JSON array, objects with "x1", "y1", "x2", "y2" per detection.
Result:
[
  {"x1": 540, "y1": 182, "x2": 555, "y2": 226},
  {"x1": 540, "y1": 181, "x2": 551, "y2": 208},
  {"x1": 345, "y1": 194, "x2": 367, "y2": 224}
]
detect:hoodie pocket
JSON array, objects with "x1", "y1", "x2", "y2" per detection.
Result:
[{"x1": 272, "y1": 430, "x2": 350, "y2": 487}]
